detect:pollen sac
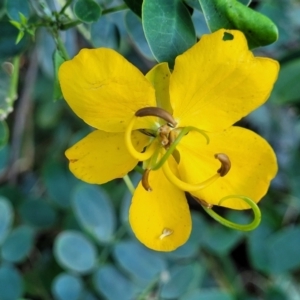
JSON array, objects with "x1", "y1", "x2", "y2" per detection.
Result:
[{"x1": 215, "y1": 153, "x2": 231, "y2": 176}]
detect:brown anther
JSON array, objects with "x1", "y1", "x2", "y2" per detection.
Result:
[
  {"x1": 215, "y1": 153, "x2": 231, "y2": 177},
  {"x1": 192, "y1": 196, "x2": 213, "y2": 208},
  {"x1": 142, "y1": 169, "x2": 152, "y2": 192},
  {"x1": 135, "y1": 107, "x2": 177, "y2": 127},
  {"x1": 159, "y1": 124, "x2": 171, "y2": 146}
]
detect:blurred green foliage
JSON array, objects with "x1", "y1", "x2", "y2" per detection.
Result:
[{"x1": 0, "y1": 0, "x2": 300, "y2": 299}]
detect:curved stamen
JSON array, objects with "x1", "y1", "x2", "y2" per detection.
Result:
[
  {"x1": 162, "y1": 158, "x2": 220, "y2": 192},
  {"x1": 141, "y1": 169, "x2": 152, "y2": 192},
  {"x1": 201, "y1": 195, "x2": 261, "y2": 231},
  {"x1": 125, "y1": 116, "x2": 157, "y2": 161},
  {"x1": 152, "y1": 126, "x2": 209, "y2": 170},
  {"x1": 135, "y1": 107, "x2": 177, "y2": 127}
]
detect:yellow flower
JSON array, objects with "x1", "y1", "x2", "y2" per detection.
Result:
[{"x1": 59, "y1": 29, "x2": 279, "y2": 252}]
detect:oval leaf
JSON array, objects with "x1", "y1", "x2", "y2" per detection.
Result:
[
  {"x1": 72, "y1": 185, "x2": 116, "y2": 244},
  {"x1": 1, "y1": 225, "x2": 34, "y2": 263},
  {"x1": 93, "y1": 265, "x2": 139, "y2": 300},
  {"x1": 74, "y1": 0, "x2": 102, "y2": 23},
  {"x1": 113, "y1": 240, "x2": 167, "y2": 286},
  {"x1": 19, "y1": 199, "x2": 57, "y2": 228},
  {"x1": 52, "y1": 273, "x2": 83, "y2": 300},
  {"x1": 54, "y1": 230, "x2": 97, "y2": 274},
  {"x1": 160, "y1": 264, "x2": 202, "y2": 299},
  {"x1": 0, "y1": 264, "x2": 23, "y2": 300},
  {"x1": 142, "y1": 0, "x2": 196, "y2": 67},
  {"x1": 0, "y1": 197, "x2": 13, "y2": 245}
]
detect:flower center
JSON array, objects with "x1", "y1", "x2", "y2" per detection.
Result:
[{"x1": 125, "y1": 106, "x2": 231, "y2": 194}]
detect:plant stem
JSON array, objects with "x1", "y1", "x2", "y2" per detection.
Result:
[
  {"x1": 102, "y1": 4, "x2": 128, "y2": 15},
  {"x1": 123, "y1": 174, "x2": 135, "y2": 195},
  {"x1": 54, "y1": 33, "x2": 70, "y2": 60}
]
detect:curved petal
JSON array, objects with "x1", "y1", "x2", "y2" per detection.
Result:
[
  {"x1": 65, "y1": 130, "x2": 150, "y2": 184},
  {"x1": 59, "y1": 48, "x2": 157, "y2": 132},
  {"x1": 177, "y1": 127, "x2": 277, "y2": 209},
  {"x1": 129, "y1": 158, "x2": 191, "y2": 251},
  {"x1": 146, "y1": 63, "x2": 172, "y2": 115},
  {"x1": 170, "y1": 29, "x2": 279, "y2": 132}
]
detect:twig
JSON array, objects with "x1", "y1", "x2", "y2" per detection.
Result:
[{"x1": 7, "y1": 48, "x2": 39, "y2": 184}]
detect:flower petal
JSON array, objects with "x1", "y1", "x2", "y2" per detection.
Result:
[
  {"x1": 177, "y1": 127, "x2": 277, "y2": 209},
  {"x1": 66, "y1": 130, "x2": 150, "y2": 184},
  {"x1": 146, "y1": 62, "x2": 172, "y2": 114},
  {"x1": 59, "y1": 48, "x2": 156, "y2": 132},
  {"x1": 170, "y1": 29, "x2": 279, "y2": 132},
  {"x1": 129, "y1": 158, "x2": 191, "y2": 251}
]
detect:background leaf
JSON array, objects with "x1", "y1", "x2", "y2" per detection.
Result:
[
  {"x1": 142, "y1": 0, "x2": 196, "y2": 66},
  {"x1": 54, "y1": 231, "x2": 97, "y2": 274}
]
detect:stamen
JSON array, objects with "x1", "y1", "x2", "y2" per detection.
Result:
[
  {"x1": 159, "y1": 228, "x2": 173, "y2": 240},
  {"x1": 158, "y1": 124, "x2": 172, "y2": 146},
  {"x1": 125, "y1": 116, "x2": 157, "y2": 161},
  {"x1": 215, "y1": 153, "x2": 231, "y2": 176},
  {"x1": 135, "y1": 107, "x2": 177, "y2": 127},
  {"x1": 162, "y1": 158, "x2": 220, "y2": 192},
  {"x1": 152, "y1": 126, "x2": 209, "y2": 170},
  {"x1": 142, "y1": 169, "x2": 152, "y2": 192},
  {"x1": 201, "y1": 195, "x2": 261, "y2": 231}
]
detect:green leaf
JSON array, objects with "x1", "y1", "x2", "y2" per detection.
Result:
[
  {"x1": 43, "y1": 163, "x2": 73, "y2": 208},
  {"x1": 0, "y1": 121, "x2": 8, "y2": 149},
  {"x1": 142, "y1": 0, "x2": 196, "y2": 67},
  {"x1": 247, "y1": 222, "x2": 275, "y2": 273},
  {"x1": 53, "y1": 50, "x2": 65, "y2": 101},
  {"x1": 54, "y1": 230, "x2": 97, "y2": 274},
  {"x1": 123, "y1": 0, "x2": 143, "y2": 16},
  {"x1": 266, "y1": 226, "x2": 300, "y2": 274},
  {"x1": 0, "y1": 265, "x2": 23, "y2": 300},
  {"x1": 1, "y1": 225, "x2": 35, "y2": 263},
  {"x1": 93, "y1": 265, "x2": 139, "y2": 300},
  {"x1": 72, "y1": 184, "x2": 116, "y2": 244},
  {"x1": 167, "y1": 212, "x2": 207, "y2": 260},
  {"x1": 198, "y1": 0, "x2": 278, "y2": 48},
  {"x1": 5, "y1": 0, "x2": 30, "y2": 21},
  {"x1": 271, "y1": 58, "x2": 300, "y2": 105},
  {"x1": 202, "y1": 225, "x2": 243, "y2": 256},
  {"x1": 125, "y1": 10, "x2": 153, "y2": 60},
  {"x1": 0, "y1": 197, "x2": 13, "y2": 245},
  {"x1": 160, "y1": 264, "x2": 203, "y2": 299},
  {"x1": 19, "y1": 199, "x2": 57, "y2": 229},
  {"x1": 15, "y1": 30, "x2": 24, "y2": 44},
  {"x1": 52, "y1": 273, "x2": 83, "y2": 300},
  {"x1": 74, "y1": 0, "x2": 102, "y2": 23},
  {"x1": 0, "y1": 57, "x2": 19, "y2": 120},
  {"x1": 113, "y1": 240, "x2": 166, "y2": 286}
]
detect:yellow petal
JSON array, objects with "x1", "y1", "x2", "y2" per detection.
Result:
[
  {"x1": 66, "y1": 130, "x2": 150, "y2": 184},
  {"x1": 177, "y1": 127, "x2": 277, "y2": 209},
  {"x1": 59, "y1": 48, "x2": 156, "y2": 132},
  {"x1": 146, "y1": 63, "x2": 172, "y2": 115},
  {"x1": 129, "y1": 158, "x2": 191, "y2": 251},
  {"x1": 170, "y1": 29, "x2": 279, "y2": 131}
]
